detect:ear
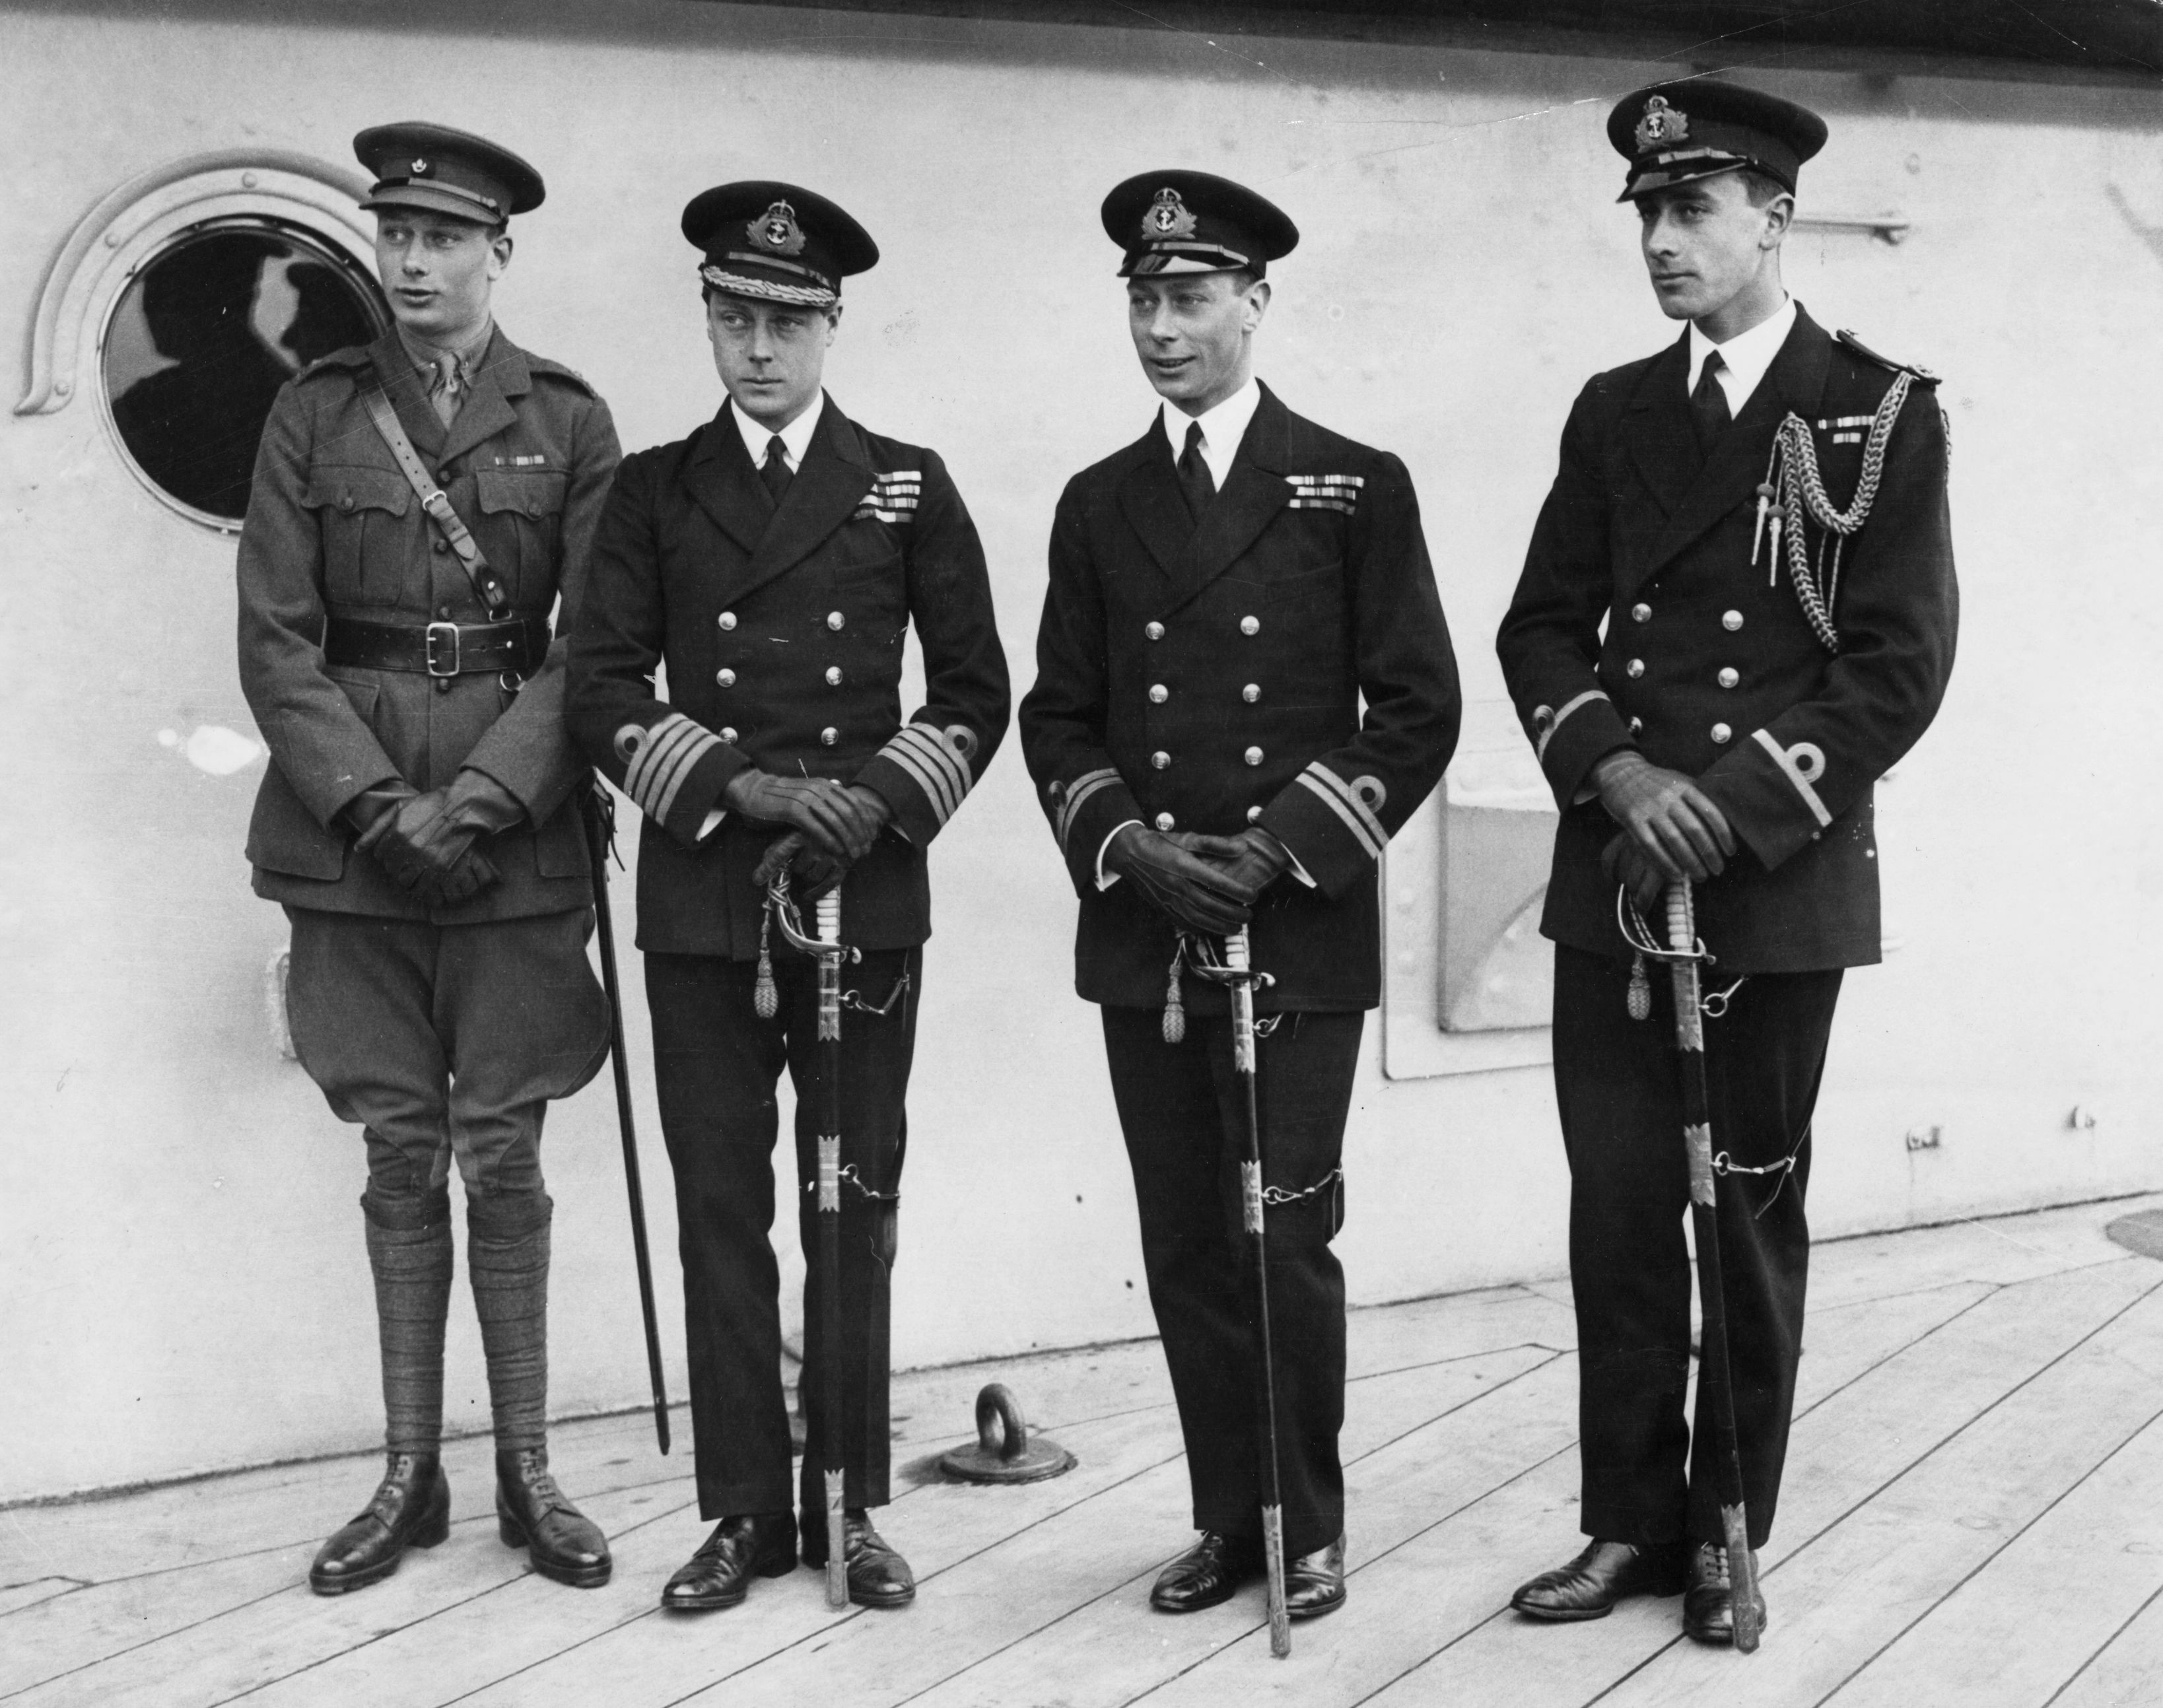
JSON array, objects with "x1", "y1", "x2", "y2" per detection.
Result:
[
  {"x1": 1243, "y1": 278, "x2": 1272, "y2": 333},
  {"x1": 825, "y1": 302, "x2": 844, "y2": 345},
  {"x1": 1760, "y1": 193, "x2": 1795, "y2": 250},
  {"x1": 488, "y1": 230, "x2": 514, "y2": 277}
]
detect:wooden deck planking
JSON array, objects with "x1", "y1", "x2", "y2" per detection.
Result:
[{"x1": 2049, "y1": 1587, "x2": 2163, "y2": 1708}]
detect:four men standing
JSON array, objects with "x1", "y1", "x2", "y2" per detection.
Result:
[{"x1": 241, "y1": 82, "x2": 1951, "y2": 1639}]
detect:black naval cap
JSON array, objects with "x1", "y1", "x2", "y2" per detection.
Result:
[
  {"x1": 682, "y1": 182, "x2": 879, "y2": 310},
  {"x1": 1607, "y1": 81, "x2": 1828, "y2": 203},
  {"x1": 354, "y1": 121, "x2": 544, "y2": 225},
  {"x1": 1101, "y1": 170, "x2": 1299, "y2": 279}
]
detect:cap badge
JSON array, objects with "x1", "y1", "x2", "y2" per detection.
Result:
[
  {"x1": 747, "y1": 199, "x2": 807, "y2": 257},
  {"x1": 1144, "y1": 187, "x2": 1198, "y2": 242},
  {"x1": 410, "y1": 157, "x2": 431, "y2": 176},
  {"x1": 1634, "y1": 95, "x2": 1690, "y2": 153}
]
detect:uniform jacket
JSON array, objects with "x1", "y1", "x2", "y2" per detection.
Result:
[
  {"x1": 1019, "y1": 384, "x2": 1461, "y2": 1012},
  {"x1": 1496, "y1": 307, "x2": 1958, "y2": 973},
  {"x1": 565, "y1": 395, "x2": 1010, "y2": 958},
  {"x1": 238, "y1": 326, "x2": 621, "y2": 921}
]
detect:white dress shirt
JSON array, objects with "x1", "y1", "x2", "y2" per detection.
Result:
[
  {"x1": 729, "y1": 390, "x2": 825, "y2": 474},
  {"x1": 1159, "y1": 376, "x2": 1261, "y2": 495},
  {"x1": 1687, "y1": 296, "x2": 1796, "y2": 417}
]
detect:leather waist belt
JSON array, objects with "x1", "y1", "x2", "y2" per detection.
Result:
[{"x1": 323, "y1": 616, "x2": 549, "y2": 679}]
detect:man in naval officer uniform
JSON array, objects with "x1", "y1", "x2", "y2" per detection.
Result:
[
  {"x1": 566, "y1": 182, "x2": 1008, "y2": 1612},
  {"x1": 1497, "y1": 83, "x2": 1957, "y2": 1643},
  {"x1": 1019, "y1": 172, "x2": 1460, "y2": 1621},
  {"x1": 238, "y1": 123, "x2": 619, "y2": 1595}
]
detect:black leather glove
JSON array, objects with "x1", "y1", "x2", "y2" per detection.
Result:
[
  {"x1": 1591, "y1": 749, "x2": 1735, "y2": 883},
  {"x1": 370, "y1": 785, "x2": 505, "y2": 906},
  {"x1": 750, "y1": 829, "x2": 846, "y2": 895},
  {"x1": 1601, "y1": 831, "x2": 1669, "y2": 914},
  {"x1": 1103, "y1": 824, "x2": 1256, "y2": 935},
  {"x1": 723, "y1": 770, "x2": 887, "y2": 862},
  {"x1": 1194, "y1": 827, "x2": 1296, "y2": 899}
]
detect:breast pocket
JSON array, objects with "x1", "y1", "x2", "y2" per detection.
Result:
[
  {"x1": 303, "y1": 468, "x2": 412, "y2": 603},
  {"x1": 476, "y1": 469, "x2": 569, "y2": 601}
]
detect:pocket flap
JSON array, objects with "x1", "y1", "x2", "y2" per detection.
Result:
[
  {"x1": 304, "y1": 467, "x2": 412, "y2": 517},
  {"x1": 476, "y1": 469, "x2": 568, "y2": 518}
]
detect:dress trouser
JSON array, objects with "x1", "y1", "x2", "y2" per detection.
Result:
[
  {"x1": 1551, "y1": 944, "x2": 1843, "y2": 1549},
  {"x1": 646, "y1": 946, "x2": 920, "y2": 1522},
  {"x1": 1101, "y1": 1006, "x2": 1362, "y2": 1561}
]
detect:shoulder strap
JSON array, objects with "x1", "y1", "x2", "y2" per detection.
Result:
[{"x1": 357, "y1": 370, "x2": 511, "y2": 618}]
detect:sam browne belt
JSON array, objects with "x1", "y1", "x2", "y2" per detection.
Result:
[{"x1": 323, "y1": 614, "x2": 549, "y2": 678}]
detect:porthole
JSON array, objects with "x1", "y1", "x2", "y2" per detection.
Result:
[{"x1": 101, "y1": 217, "x2": 388, "y2": 528}]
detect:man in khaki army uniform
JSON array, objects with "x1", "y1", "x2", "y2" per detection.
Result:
[{"x1": 238, "y1": 123, "x2": 618, "y2": 1595}]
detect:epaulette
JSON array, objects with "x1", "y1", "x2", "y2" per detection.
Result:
[
  {"x1": 526, "y1": 355, "x2": 598, "y2": 397},
  {"x1": 1835, "y1": 329, "x2": 1940, "y2": 386},
  {"x1": 295, "y1": 344, "x2": 372, "y2": 382}
]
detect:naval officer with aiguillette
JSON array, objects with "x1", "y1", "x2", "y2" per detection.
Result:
[
  {"x1": 567, "y1": 182, "x2": 1008, "y2": 1614},
  {"x1": 237, "y1": 123, "x2": 620, "y2": 1595},
  {"x1": 1019, "y1": 171, "x2": 1460, "y2": 1623},
  {"x1": 1497, "y1": 83, "x2": 1957, "y2": 1644}
]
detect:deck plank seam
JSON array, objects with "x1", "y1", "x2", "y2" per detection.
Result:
[{"x1": 2042, "y1": 1574, "x2": 2163, "y2": 1707}]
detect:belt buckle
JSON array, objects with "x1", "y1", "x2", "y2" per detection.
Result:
[{"x1": 425, "y1": 621, "x2": 462, "y2": 677}]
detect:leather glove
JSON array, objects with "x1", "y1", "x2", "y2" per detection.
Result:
[
  {"x1": 1602, "y1": 831, "x2": 1669, "y2": 914},
  {"x1": 1590, "y1": 749, "x2": 1735, "y2": 884},
  {"x1": 1103, "y1": 824, "x2": 1256, "y2": 935},
  {"x1": 1192, "y1": 827, "x2": 1295, "y2": 899},
  {"x1": 723, "y1": 771, "x2": 887, "y2": 863},
  {"x1": 751, "y1": 829, "x2": 844, "y2": 895},
  {"x1": 372, "y1": 777, "x2": 514, "y2": 906}
]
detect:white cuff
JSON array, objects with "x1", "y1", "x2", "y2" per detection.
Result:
[
  {"x1": 697, "y1": 807, "x2": 726, "y2": 843},
  {"x1": 1095, "y1": 819, "x2": 1142, "y2": 891}
]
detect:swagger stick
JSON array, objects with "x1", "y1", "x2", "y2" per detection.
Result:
[
  {"x1": 813, "y1": 885, "x2": 848, "y2": 1608},
  {"x1": 579, "y1": 783, "x2": 671, "y2": 1455},
  {"x1": 1665, "y1": 878, "x2": 1762, "y2": 1653}
]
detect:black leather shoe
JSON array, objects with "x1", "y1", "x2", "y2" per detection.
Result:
[
  {"x1": 309, "y1": 1452, "x2": 450, "y2": 1595},
  {"x1": 495, "y1": 1448, "x2": 611, "y2": 1588},
  {"x1": 1285, "y1": 1534, "x2": 1348, "y2": 1620},
  {"x1": 800, "y1": 1508, "x2": 916, "y2": 1608},
  {"x1": 1683, "y1": 1541, "x2": 1767, "y2": 1646},
  {"x1": 660, "y1": 1512, "x2": 798, "y2": 1611},
  {"x1": 1511, "y1": 1539, "x2": 1688, "y2": 1622},
  {"x1": 1150, "y1": 1531, "x2": 1264, "y2": 1614}
]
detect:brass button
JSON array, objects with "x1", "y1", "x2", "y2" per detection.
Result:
[
  {"x1": 433, "y1": 678, "x2": 450, "y2": 695},
  {"x1": 720, "y1": 726, "x2": 738, "y2": 743},
  {"x1": 820, "y1": 726, "x2": 839, "y2": 746},
  {"x1": 1148, "y1": 684, "x2": 1169, "y2": 704},
  {"x1": 1155, "y1": 812, "x2": 1176, "y2": 832},
  {"x1": 1723, "y1": 609, "x2": 1744, "y2": 631},
  {"x1": 1711, "y1": 722, "x2": 1733, "y2": 744},
  {"x1": 1631, "y1": 603, "x2": 1651, "y2": 623},
  {"x1": 1626, "y1": 658, "x2": 1645, "y2": 679},
  {"x1": 1629, "y1": 717, "x2": 1644, "y2": 735},
  {"x1": 1146, "y1": 621, "x2": 1165, "y2": 640},
  {"x1": 716, "y1": 668, "x2": 736, "y2": 688},
  {"x1": 1717, "y1": 667, "x2": 1739, "y2": 689},
  {"x1": 1244, "y1": 747, "x2": 1264, "y2": 767},
  {"x1": 827, "y1": 611, "x2": 844, "y2": 631},
  {"x1": 432, "y1": 538, "x2": 448, "y2": 554},
  {"x1": 1151, "y1": 751, "x2": 1170, "y2": 770},
  {"x1": 718, "y1": 611, "x2": 737, "y2": 631},
  {"x1": 1247, "y1": 805, "x2": 1264, "y2": 823},
  {"x1": 1242, "y1": 683, "x2": 1260, "y2": 703},
  {"x1": 436, "y1": 604, "x2": 452, "y2": 619},
  {"x1": 1239, "y1": 615, "x2": 1260, "y2": 636},
  {"x1": 826, "y1": 666, "x2": 842, "y2": 687}
]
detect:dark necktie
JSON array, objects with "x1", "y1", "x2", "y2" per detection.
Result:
[
  {"x1": 1177, "y1": 419, "x2": 1216, "y2": 520},
  {"x1": 761, "y1": 434, "x2": 792, "y2": 506},
  {"x1": 1690, "y1": 350, "x2": 1732, "y2": 454}
]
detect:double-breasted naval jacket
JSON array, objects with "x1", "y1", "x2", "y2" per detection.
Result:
[
  {"x1": 1497, "y1": 308, "x2": 1958, "y2": 972},
  {"x1": 1020, "y1": 384, "x2": 1462, "y2": 1013},
  {"x1": 237, "y1": 327, "x2": 621, "y2": 921},
  {"x1": 565, "y1": 395, "x2": 1010, "y2": 957}
]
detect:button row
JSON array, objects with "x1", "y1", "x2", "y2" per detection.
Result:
[
  {"x1": 716, "y1": 610, "x2": 848, "y2": 632},
  {"x1": 1144, "y1": 683, "x2": 1263, "y2": 704},
  {"x1": 716, "y1": 666, "x2": 848, "y2": 689},
  {"x1": 1628, "y1": 603, "x2": 1746, "y2": 633},
  {"x1": 1152, "y1": 805, "x2": 1270, "y2": 832},
  {"x1": 1144, "y1": 617, "x2": 1262, "y2": 640}
]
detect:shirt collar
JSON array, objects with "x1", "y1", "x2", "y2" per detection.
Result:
[
  {"x1": 730, "y1": 390, "x2": 825, "y2": 473},
  {"x1": 1687, "y1": 295, "x2": 1796, "y2": 411},
  {"x1": 397, "y1": 318, "x2": 495, "y2": 384},
  {"x1": 1160, "y1": 375, "x2": 1262, "y2": 470}
]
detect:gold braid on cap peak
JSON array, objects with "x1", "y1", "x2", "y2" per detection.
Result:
[{"x1": 699, "y1": 265, "x2": 837, "y2": 308}]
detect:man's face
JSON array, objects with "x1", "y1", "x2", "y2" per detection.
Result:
[
  {"x1": 1635, "y1": 172, "x2": 1785, "y2": 324},
  {"x1": 705, "y1": 292, "x2": 839, "y2": 430},
  {"x1": 374, "y1": 211, "x2": 509, "y2": 342},
  {"x1": 1126, "y1": 271, "x2": 1269, "y2": 416}
]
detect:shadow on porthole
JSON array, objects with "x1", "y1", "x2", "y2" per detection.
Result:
[{"x1": 104, "y1": 219, "x2": 388, "y2": 526}]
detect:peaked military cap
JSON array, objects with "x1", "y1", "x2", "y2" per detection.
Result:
[
  {"x1": 1101, "y1": 171, "x2": 1299, "y2": 279},
  {"x1": 682, "y1": 182, "x2": 878, "y2": 310},
  {"x1": 1607, "y1": 81, "x2": 1828, "y2": 203},
  {"x1": 354, "y1": 122, "x2": 543, "y2": 225}
]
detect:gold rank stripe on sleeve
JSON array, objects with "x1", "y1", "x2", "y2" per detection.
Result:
[
  {"x1": 1750, "y1": 728, "x2": 1835, "y2": 827},
  {"x1": 1053, "y1": 767, "x2": 1122, "y2": 852},
  {"x1": 877, "y1": 722, "x2": 973, "y2": 827},
  {"x1": 852, "y1": 471, "x2": 923, "y2": 525},
  {"x1": 1532, "y1": 689, "x2": 1611, "y2": 763},
  {"x1": 1292, "y1": 761, "x2": 1385, "y2": 862},
  {"x1": 1284, "y1": 473, "x2": 1365, "y2": 514},
  {"x1": 623, "y1": 712, "x2": 724, "y2": 825}
]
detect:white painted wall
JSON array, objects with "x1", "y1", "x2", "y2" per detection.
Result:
[{"x1": 2, "y1": 0, "x2": 2158, "y2": 1504}]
